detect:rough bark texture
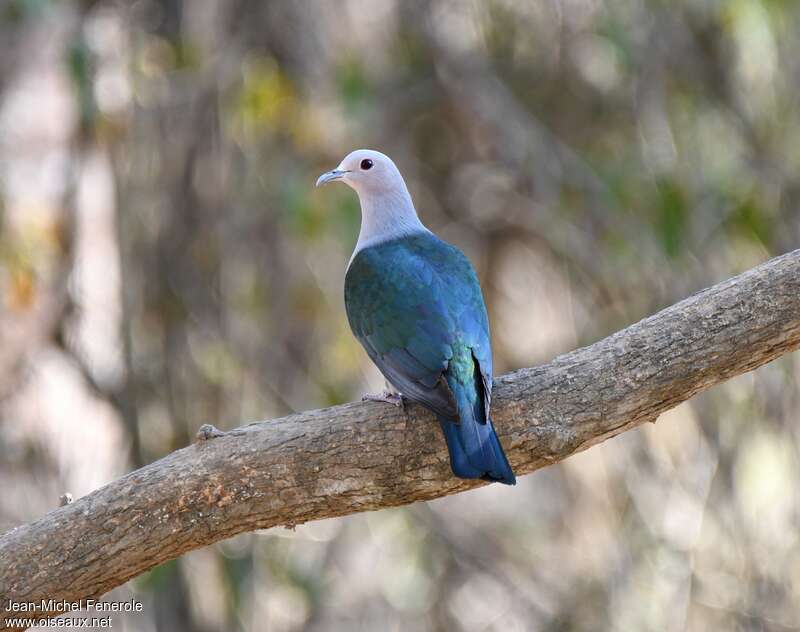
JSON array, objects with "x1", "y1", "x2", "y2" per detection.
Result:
[{"x1": 1, "y1": 250, "x2": 799, "y2": 625}]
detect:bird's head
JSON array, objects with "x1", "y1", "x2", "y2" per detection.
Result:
[{"x1": 316, "y1": 149, "x2": 406, "y2": 197}]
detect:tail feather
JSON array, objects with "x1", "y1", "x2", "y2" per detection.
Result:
[
  {"x1": 438, "y1": 379, "x2": 516, "y2": 485},
  {"x1": 438, "y1": 416, "x2": 516, "y2": 484}
]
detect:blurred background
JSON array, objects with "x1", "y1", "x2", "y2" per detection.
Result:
[{"x1": 1, "y1": 0, "x2": 799, "y2": 630}]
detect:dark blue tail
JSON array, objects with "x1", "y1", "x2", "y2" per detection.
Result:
[
  {"x1": 437, "y1": 380, "x2": 516, "y2": 485},
  {"x1": 438, "y1": 415, "x2": 516, "y2": 484}
]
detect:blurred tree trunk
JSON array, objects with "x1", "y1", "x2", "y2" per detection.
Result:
[{"x1": 1, "y1": 249, "x2": 798, "y2": 628}]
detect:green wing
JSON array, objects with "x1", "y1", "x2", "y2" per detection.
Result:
[{"x1": 344, "y1": 232, "x2": 492, "y2": 419}]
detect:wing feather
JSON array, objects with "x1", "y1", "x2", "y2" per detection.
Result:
[{"x1": 345, "y1": 233, "x2": 492, "y2": 421}]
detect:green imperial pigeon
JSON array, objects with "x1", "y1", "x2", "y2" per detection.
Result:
[{"x1": 317, "y1": 149, "x2": 516, "y2": 485}]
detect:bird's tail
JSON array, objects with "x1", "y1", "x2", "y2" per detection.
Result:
[{"x1": 438, "y1": 376, "x2": 516, "y2": 485}]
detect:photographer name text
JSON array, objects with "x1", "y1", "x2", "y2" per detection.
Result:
[{"x1": 4, "y1": 599, "x2": 143, "y2": 613}]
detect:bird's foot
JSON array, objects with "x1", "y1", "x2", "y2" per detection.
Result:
[{"x1": 362, "y1": 390, "x2": 405, "y2": 410}]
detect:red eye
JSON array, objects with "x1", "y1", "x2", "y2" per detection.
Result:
[{"x1": 360, "y1": 159, "x2": 374, "y2": 170}]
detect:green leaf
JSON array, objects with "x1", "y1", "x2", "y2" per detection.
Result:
[
  {"x1": 654, "y1": 179, "x2": 688, "y2": 258},
  {"x1": 728, "y1": 196, "x2": 773, "y2": 246},
  {"x1": 336, "y1": 58, "x2": 371, "y2": 111}
]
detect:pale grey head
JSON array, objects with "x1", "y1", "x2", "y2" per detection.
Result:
[
  {"x1": 316, "y1": 149, "x2": 406, "y2": 195},
  {"x1": 317, "y1": 149, "x2": 429, "y2": 262}
]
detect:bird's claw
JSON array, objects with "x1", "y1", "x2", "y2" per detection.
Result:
[{"x1": 362, "y1": 390, "x2": 405, "y2": 410}]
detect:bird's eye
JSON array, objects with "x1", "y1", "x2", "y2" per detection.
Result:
[{"x1": 360, "y1": 159, "x2": 374, "y2": 170}]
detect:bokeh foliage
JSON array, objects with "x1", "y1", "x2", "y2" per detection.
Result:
[{"x1": 0, "y1": 1, "x2": 799, "y2": 630}]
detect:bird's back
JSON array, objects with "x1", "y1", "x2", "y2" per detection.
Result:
[
  {"x1": 344, "y1": 231, "x2": 493, "y2": 410},
  {"x1": 344, "y1": 231, "x2": 515, "y2": 484}
]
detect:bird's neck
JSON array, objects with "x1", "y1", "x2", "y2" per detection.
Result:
[{"x1": 350, "y1": 187, "x2": 429, "y2": 265}]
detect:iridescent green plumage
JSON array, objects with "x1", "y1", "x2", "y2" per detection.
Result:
[{"x1": 345, "y1": 231, "x2": 515, "y2": 484}]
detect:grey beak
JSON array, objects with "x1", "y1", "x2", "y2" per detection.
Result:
[{"x1": 316, "y1": 169, "x2": 349, "y2": 187}]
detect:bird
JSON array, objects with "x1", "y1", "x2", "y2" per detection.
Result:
[{"x1": 317, "y1": 149, "x2": 516, "y2": 485}]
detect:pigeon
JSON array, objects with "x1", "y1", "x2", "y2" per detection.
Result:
[{"x1": 317, "y1": 149, "x2": 515, "y2": 484}]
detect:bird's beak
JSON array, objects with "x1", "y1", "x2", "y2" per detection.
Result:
[{"x1": 316, "y1": 169, "x2": 349, "y2": 187}]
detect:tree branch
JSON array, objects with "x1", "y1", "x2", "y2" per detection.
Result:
[{"x1": 2, "y1": 250, "x2": 799, "y2": 624}]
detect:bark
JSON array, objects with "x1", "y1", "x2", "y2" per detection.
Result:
[{"x1": 1, "y1": 250, "x2": 799, "y2": 625}]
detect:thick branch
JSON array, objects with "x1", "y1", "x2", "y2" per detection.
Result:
[{"x1": 1, "y1": 250, "x2": 799, "y2": 621}]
